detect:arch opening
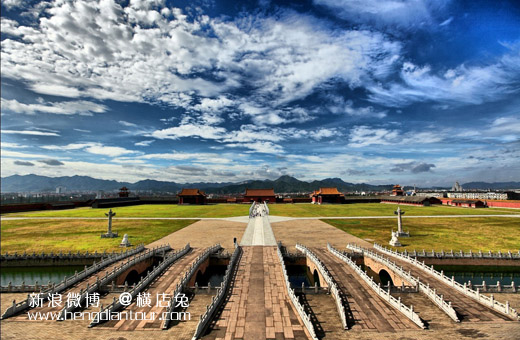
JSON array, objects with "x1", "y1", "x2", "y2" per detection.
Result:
[
  {"x1": 124, "y1": 270, "x2": 140, "y2": 285},
  {"x1": 379, "y1": 269, "x2": 393, "y2": 286},
  {"x1": 313, "y1": 269, "x2": 321, "y2": 287}
]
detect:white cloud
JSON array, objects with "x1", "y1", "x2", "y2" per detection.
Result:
[
  {"x1": 368, "y1": 48, "x2": 520, "y2": 106},
  {"x1": 119, "y1": 120, "x2": 138, "y2": 127},
  {"x1": 309, "y1": 128, "x2": 340, "y2": 140},
  {"x1": 1, "y1": 1, "x2": 401, "y2": 128},
  {"x1": 313, "y1": 0, "x2": 451, "y2": 28},
  {"x1": 1, "y1": 129, "x2": 60, "y2": 136},
  {"x1": 1, "y1": 98, "x2": 108, "y2": 116},
  {"x1": 150, "y1": 123, "x2": 227, "y2": 140},
  {"x1": 1, "y1": 0, "x2": 26, "y2": 10},
  {"x1": 1, "y1": 150, "x2": 59, "y2": 159},
  {"x1": 1, "y1": 142, "x2": 28, "y2": 149},
  {"x1": 135, "y1": 140, "x2": 154, "y2": 146},
  {"x1": 41, "y1": 142, "x2": 139, "y2": 157},
  {"x1": 226, "y1": 141, "x2": 285, "y2": 154}
]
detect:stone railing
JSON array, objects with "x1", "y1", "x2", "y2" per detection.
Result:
[
  {"x1": 328, "y1": 244, "x2": 426, "y2": 329},
  {"x1": 347, "y1": 243, "x2": 460, "y2": 323},
  {"x1": 1, "y1": 250, "x2": 110, "y2": 261},
  {"x1": 277, "y1": 243, "x2": 318, "y2": 340},
  {"x1": 395, "y1": 248, "x2": 520, "y2": 260},
  {"x1": 295, "y1": 244, "x2": 349, "y2": 329},
  {"x1": 466, "y1": 281, "x2": 517, "y2": 293},
  {"x1": 61, "y1": 244, "x2": 172, "y2": 321},
  {"x1": 161, "y1": 244, "x2": 222, "y2": 330},
  {"x1": 1, "y1": 282, "x2": 53, "y2": 293},
  {"x1": 374, "y1": 243, "x2": 519, "y2": 321},
  {"x1": 0, "y1": 244, "x2": 146, "y2": 320},
  {"x1": 249, "y1": 201, "x2": 255, "y2": 217},
  {"x1": 87, "y1": 244, "x2": 189, "y2": 326},
  {"x1": 191, "y1": 244, "x2": 241, "y2": 340},
  {"x1": 264, "y1": 201, "x2": 269, "y2": 215}
]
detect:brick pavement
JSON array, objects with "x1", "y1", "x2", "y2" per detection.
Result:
[{"x1": 202, "y1": 246, "x2": 309, "y2": 340}]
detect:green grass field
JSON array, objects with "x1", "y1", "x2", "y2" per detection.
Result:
[
  {"x1": 3, "y1": 203, "x2": 517, "y2": 218},
  {"x1": 0, "y1": 219, "x2": 197, "y2": 253},
  {"x1": 323, "y1": 217, "x2": 520, "y2": 252}
]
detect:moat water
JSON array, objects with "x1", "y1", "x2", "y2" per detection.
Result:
[{"x1": 1, "y1": 266, "x2": 85, "y2": 286}]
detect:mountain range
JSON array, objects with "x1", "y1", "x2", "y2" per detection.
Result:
[{"x1": 1, "y1": 174, "x2": 519, "y2": 194}]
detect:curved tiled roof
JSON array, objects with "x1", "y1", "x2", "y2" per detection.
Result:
[
  {"x1": 178, "y1": 188, "x2": 206, "y2": 196},
  {"x1": 244, "y1": 188, "x2": 275, "y2": 196}
]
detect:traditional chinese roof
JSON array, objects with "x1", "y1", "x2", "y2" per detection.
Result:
[
  {"x1": 310, "y1": 187, "x2": 343, "y2": 197},
  {"x1": 244, "y1": 188, "x2": 275, "y2": 196},
  {"x1": 451, "y1": 199, "x2": 485, "y2": 204},
  {"x1": 318, "y1": 187, "x2": 341, "y2": 195},
  {"x1": 380, "y1": 196, "x2": 435, "y2": 203},
  {"x1": 178, "y1": 188, "x2": 206, "y2": 196}
]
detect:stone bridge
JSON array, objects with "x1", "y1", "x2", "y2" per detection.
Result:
[{"x1": 362, "y1": 256, "x2": 412, "y2": 287}]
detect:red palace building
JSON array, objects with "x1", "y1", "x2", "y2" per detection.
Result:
[
  {"x1": 178, "y1": 188, "x2": 207, "y2": 205},
  {"x1": 311, "y1": 187, "x2": 344, "y2": 204},
  {"x1": 243, "y1": 188, "x2": 276, "y2": 203}
]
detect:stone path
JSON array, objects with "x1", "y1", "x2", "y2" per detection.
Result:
[
  {"x1": 100, "y1": 248, "x2": 205, "y2": 330},
  {"x1": 310, "y1": 247, "x2": 417, "y2": 332},
  {"x1": 202, "y1": 246, "x2": 308, "y2": 340},
  {"x1": 240, "y1": 204, "x2": 277, "y2": 246}
]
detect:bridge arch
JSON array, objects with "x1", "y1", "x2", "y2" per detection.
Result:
[
  {"x1": 378, "y1": 269, "x2": 393, "y2": 286},
  {"x1": 363, "y1": 257, "x2": 411, "y2": 286},
  {"x1": 313, "y1": 269, "x2": 321, "y2": 287}
]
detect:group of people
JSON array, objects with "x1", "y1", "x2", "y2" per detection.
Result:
[{"x1": 249, "y1": 202, "x2": 267, "y2": 218}]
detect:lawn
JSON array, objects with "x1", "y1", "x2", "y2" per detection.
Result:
[
  {"x1": 268, "y1": 203, "x2": 517, "y2": 217},
  {"x1": 0, "y1": 219, "x2": 197, "y2": 253},
  {"x1": 323, "y1": 217, "x2": 520, "y2": 252},
  {"x1": 3, "y1": 204, "x2": 250, "y2": 218},
  {"x1": 3, "y1": 203, "x2": 517, "y2": 218}
]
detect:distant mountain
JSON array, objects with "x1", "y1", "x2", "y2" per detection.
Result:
[
  {"x1": 461, "y1": 182, "x2": 520, "y2": 190},
  {"x1": 1, "y1": 174, "x2": 128, "y2": 192},
  {"x1": 1, "y1": 174, "x2": 392, "y2": 194},
  {"x1": 3, "y1": 174, "x2": 516, "y2": 194}
]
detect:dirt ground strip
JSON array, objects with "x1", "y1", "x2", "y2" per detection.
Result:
[{"x1": 146, "y1": 219, "x2": 247, "y2": 252}]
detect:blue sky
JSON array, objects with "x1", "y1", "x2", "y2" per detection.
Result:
[{"x1": 1, "y1": 0, "x2": 519, "y2": 186}]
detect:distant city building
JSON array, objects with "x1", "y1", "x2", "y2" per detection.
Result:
[
  {"x1": 416, "y1": 192, "x2": 446, "y2": 198},
  {"x1": 177, "y1": 188, "x2": 207, "y2": 205},
  {"x1": 451, "y1": 181, "x2": 463, "y2": 191},
  {"x1": 391, "y1": 184, "x2": 404, "y2": 196},
  {"x1": 447, "y1": 191, "x2": 513, "y2": 200},
  {"x1": 56, "y1": 186, "x2": 66, "y2": 194},
  {"x1": 96, "y1": 190, "x2": 105, "y2": 199}
]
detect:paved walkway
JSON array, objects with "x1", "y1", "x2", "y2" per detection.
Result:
[
  {"x1": 311, "y1": 247, "x2": 417, "y2": 332},
  {"x1": 240, "y1": 217, "x2": 277, "y2": 246},
  {"x1": 240, "y1": 204, "x2": 277, "y2": 246},
  {"x1": 100, "y1": 248, "x2": 204, "y2": 330},
  {"x1": 202, "y1": 246, "x2": 308, "y2": 340}
]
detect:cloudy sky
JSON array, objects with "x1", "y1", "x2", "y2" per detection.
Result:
[{"x1": 1, "y1": 0, "x2": 519, "y2": 186}]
